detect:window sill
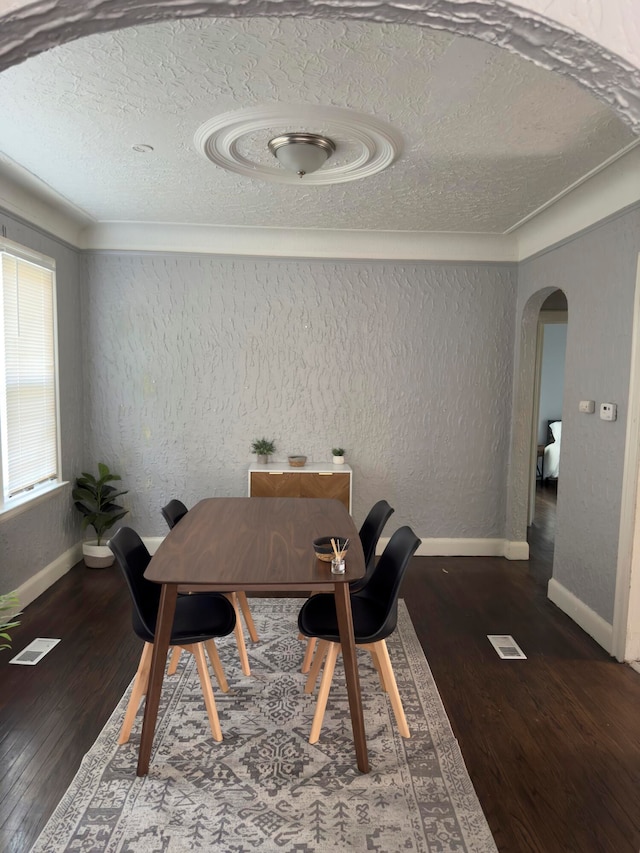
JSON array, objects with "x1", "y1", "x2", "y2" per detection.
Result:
[{"x1": 0, "y1": 480, "x2": 69, "y2": 523}]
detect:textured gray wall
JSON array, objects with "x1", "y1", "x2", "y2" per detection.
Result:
[
  {"x1": 516, "y1": 207, "x2": 640, "y2": 622},
  {"x1": 0, "y1": 213, "x2": 84, "y2": 593},
  {"x1": 81, "y1": 254, "x2": 517, "y2": 539}
]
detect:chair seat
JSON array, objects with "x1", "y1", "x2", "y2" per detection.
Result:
[
  {"x1": 168, "y1": 593, "x2": 237, "y2": 644},
  {"x1": 298, "y1": 593, "x2": 388, "y2": 645}
]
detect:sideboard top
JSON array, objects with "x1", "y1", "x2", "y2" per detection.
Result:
[{"x1": 248, "y1": 462, "x2": 352, "y2": 474}]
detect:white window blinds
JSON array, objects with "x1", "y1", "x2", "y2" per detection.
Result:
[{"x1": 0, "y1": 246, "x2": 59, "y2": 500}]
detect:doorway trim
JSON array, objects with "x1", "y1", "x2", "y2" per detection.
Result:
[
  {"x1": 613, "y1": 254, "x2": 640, "y2": 661},
  {"x1": 529, "y1": 308, "x2": 568, "y2": 525}
]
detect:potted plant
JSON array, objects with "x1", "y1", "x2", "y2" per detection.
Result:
[
  {"x1": 252, "y1": 438, "x2": 276, "y2": 464},
  {"x1": 0, "y1": 592, "x2": 21, "y2": 651},
  {"x1": 332, "y1": 447, "x2": 346, "y2": 465},
  {"x1": 73, "y1": 462, "x2": 129, "y2": 568}
]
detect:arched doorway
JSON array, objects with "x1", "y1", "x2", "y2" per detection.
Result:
[
  {"x1": 528, "y1": 289, "x2": 568, "y2": 585},
  {"x1": 0, "y1": 2, "x2": 638, "y2": 134}
]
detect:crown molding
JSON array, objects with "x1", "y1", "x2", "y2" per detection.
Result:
[
  {"x1": 0, "y1": 156, "x2": 91, "y2": 246},
  {"x1": 79, "y1": 222, "x2": 517, "y2": 262},
  {"x1": 514, "y1": 143, "x2": 640, "y2": 261}
]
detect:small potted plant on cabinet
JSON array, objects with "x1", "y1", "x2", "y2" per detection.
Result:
[
  {"x1": 252, "y1": 438, "x2": 276, "y2": 464},
  {"x1": 73, "y1": 462, "x2": 129, "y2": 568},
  {"x1": 332, "y1": 447, "x2": 345, "y2": 465}
]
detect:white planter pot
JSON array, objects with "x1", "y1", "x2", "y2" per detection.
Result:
[
  {"x1": 333, "y1": 456, "x2": 345, "y2": 465},
  {"x1": 82, "y1": 540, "x2": 115, "y2": 569}
]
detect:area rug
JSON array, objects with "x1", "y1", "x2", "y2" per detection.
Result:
[{"x1": 30, "y1": 599, "x2": 497, "y2": 853}]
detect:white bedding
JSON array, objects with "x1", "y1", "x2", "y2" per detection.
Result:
[{"x1": 544, "y1": 420, "x2": 561, "y2": 479}]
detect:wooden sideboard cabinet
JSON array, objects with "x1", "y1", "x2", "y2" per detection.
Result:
[{"x1": 248, "y1": 463, "x2": 352, "y2": 512}]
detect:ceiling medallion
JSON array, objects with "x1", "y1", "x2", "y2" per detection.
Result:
[{"x1": 194, "y1": 104, "x2": 402, "y2": 185}]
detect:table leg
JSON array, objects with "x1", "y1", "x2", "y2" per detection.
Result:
[
  {"x1": 334, "y1": 582, "x2": 369, "y2": 773},
  {"x1": 137, "y1": 582, "x2": 178, "y2": 776}
]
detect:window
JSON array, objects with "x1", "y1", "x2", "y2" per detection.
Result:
[{"x1": 0, "y1": 239, "x2": 60, "y2": 508}]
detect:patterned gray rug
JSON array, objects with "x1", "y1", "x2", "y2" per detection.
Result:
[{"x1": 30, "y1": 599, "x2": 497, "y2": 852}]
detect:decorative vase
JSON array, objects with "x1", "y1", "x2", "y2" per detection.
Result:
[
  {"x1": 82, "y1": 540, "x2": 115, "y2": 569},
  {"x1": 333, "y1": 455, "x2": 345, "y2": 465},
  {"x1": 256, "y1": 454, "x2": 269, "y2": 464}
]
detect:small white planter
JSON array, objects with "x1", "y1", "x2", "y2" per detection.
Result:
[
  {"x1": 82, "y1": 540, "x2": 115, "y2": 569},
  {"x1": 332, "y1": 455, "x2": 345, "y2": 465}
]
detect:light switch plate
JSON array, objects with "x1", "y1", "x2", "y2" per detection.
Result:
[{"x1": 579, "y1": 400, "x2": 595, "y2": 413}]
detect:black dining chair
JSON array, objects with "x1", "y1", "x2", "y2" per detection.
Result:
[
  {"x1": 161, "y1": 499, "x2": 259, "y2": 677},
  {"x1": 109, "y1": 526, "x2": 237, "y2": 744},
  {"x1": 300, "y1": 499, "x2": 394, "y2": 673},
  {"x1": 160, "y1": 498, "x2": 189, "y2": 529},
  {"x1": 297, "y1": 525, "x2": 421, "y2": 744}
]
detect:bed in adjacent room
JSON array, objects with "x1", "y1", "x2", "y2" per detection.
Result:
[{"x1": 544, "y1": 420, "x2": 561, "y2": 480}]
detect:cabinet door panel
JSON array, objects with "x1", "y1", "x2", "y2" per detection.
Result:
[
  {"x1": 301, "y1": 473, "x2": 350, "y2": 510},
  {"x1": 250, "y1": 472, "x2": 301, "y2": 497}
]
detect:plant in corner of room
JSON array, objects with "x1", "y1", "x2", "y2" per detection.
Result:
[
  {"x1": 73, "y1": 462, "x2": 129, "y2": 568},
  {"x1": 0, "y1": 592, "x2": 21, "y2": 651},
  {"x1": 332, "y1": 447, "x2": 346, "y2": 464},
  {"x1": 252, "y1": 438, "x2": 276, "y2": 463}
]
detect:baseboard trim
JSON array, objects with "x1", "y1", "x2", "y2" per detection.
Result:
[
  {"x1": 378, "y1": 536, "x2": 528, "y2": 559},
  {"x1": 16, "y1": 533, "x2": 529, "y2": 608},
  {"x1": 142, "y1": 536, "x2": 165, "y2": 555},
  {"x1": 15, "y1": 542, "x2": 83, "y2": 609},
  {"x1": 504, "y1": 540, "x2": 530, "y2": 560},
  {"x1": 548, "y1": 577, "x2": 613, "y2": 654}
]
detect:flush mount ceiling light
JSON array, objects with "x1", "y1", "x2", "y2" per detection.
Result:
[
  {"x1": 194, "y1": 105, "x2": 402, "y2": 185},
  {"x1": 267, "y1": 132, "x2": 336, "y2": 177}
]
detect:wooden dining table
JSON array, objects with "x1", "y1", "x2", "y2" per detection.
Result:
[{"x1": 137, "y1": 496, "x2": 368, "y2": 775}]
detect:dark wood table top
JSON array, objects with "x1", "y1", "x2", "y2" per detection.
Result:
[{"x1": 145, "y1": 497, "x2": 365, "y2": 590}]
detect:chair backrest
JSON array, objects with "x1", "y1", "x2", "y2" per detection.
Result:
[
  {"x1": 108, "y1": 526, "x2": 160, "y2": 641},
  {"x1": 161, "y1": 498, "x2": 189, "y2": 530},
  {"x1": 356, "y1": 525, "x2": 421, "y2": 641},
  {"x1": 358, "y1": 499, "x2": 394, "y2": 573}
]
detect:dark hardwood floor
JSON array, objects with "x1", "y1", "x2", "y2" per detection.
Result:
[{"x1": 3, "y1": 483, "x2": 640, "y2": 852}]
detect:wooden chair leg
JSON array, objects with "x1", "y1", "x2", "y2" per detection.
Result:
[
  {"x1": 309, "y1": 642, "x2": 339, "y2": 744},
  {"x1": 189, "y1": 643, "x2": 223, "y2": 742},
  {"x1": 204, "y1": 639, "x2": 229, "y2": 692},
  {"x1": 374, "y1": 639, "x2": 410, "y2": 738},
  {"x1": 236, "y1": 591, "x2": 259, "y2": 642},
  {"x1": 301, "y1": 637, "x2": 317, "y2": 674},
  {"x1": 118, "y1": 642, "x2": 153, "y2": 745},
  {"x1": 226, "y1": 592, "x2": 251, "y2": 676},
  {"x1": 167, "y1": 646, "x2": 182, "y2": 675},
  {"x1": 304, "y1": 639, "x2": 329, "y2": 693},
  {"x1": 361, "y1": 642, "x2": 388, "y2": 692}
]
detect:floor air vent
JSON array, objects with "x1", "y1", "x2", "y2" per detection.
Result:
[
  {"x1": 10, "y1": 638, "x2": 61, "y2": 665},
  {"x1": 487, "y1": 635, "x2": 527, "y2": 659}
]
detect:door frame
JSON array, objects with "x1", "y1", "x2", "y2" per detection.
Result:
[
  {"x1": 613, "y1": 255, "x2": 640, "y2": 661},
  {"x1": 529, "y1": 309, "x2": 568, "y2": 525}
]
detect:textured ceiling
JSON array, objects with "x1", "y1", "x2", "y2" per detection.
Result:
[{"x1": 0, "y1": 16, "x2": 635, "y2": 233}]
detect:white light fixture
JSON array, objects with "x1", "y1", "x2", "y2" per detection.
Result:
[{"x1": 268, "y1": 132, "x2": 336, "y2": 177}]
